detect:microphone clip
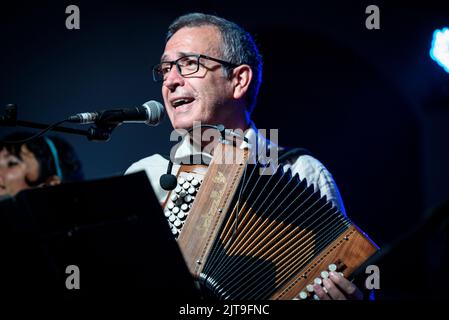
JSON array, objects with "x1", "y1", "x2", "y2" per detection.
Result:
[{"x1": 86, "y1": 122, "x2": 119, "y2": 141}]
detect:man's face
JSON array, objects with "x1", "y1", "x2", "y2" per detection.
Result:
[
  {"x1": 161, "y1": 26, "x2": 235, "y2": 130},
  {"x1": 0, "y1": 145, "x2": 40, "y2": 196}
]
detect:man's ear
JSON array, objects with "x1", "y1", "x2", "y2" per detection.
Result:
[
  {"x1": 231, "y1": 65, "x2": 253, "y2": 100},
  {"x1": 42, "y1": 175, "x2": 62, "y2": 187}
]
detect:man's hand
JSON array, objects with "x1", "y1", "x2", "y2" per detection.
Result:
[{"x1": 312, "y1": 272, "x2": 363, "y2": 300}]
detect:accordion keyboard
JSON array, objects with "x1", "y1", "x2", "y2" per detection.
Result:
[{"x1": 163, "y1": 165, "x2": 208, "y2": 238}]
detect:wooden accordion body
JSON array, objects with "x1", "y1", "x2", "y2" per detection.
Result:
[{"x1": 169, "y1": 143, "x2": 378, "y2": 300}]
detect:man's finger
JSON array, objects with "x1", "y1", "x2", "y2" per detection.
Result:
[
  {"x1": 313, "y1": 284, "x2": 330, "y2": 300},
  {"x1": 323, "y1": 277, "x2": 346, "y2": 300},
  {"x1": 329, "y1": 272, "x2": 363, "y2": 300}
]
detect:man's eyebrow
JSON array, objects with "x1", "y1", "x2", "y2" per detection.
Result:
[{"x1": 160, "y1": 52, "x2": 197, "y2": 62}]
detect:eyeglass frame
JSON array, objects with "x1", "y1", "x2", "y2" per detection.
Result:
[{"x1": 152, "y1": 54, "x2": 240, "y2": 82}]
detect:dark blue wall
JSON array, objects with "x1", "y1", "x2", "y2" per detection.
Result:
[{"x1": 1, "y1": 0, "x2": 448, "y2": 298}]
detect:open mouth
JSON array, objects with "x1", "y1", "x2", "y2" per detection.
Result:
[{"x1": 172, "y1": 97, "x2": 195, "y2": 111}]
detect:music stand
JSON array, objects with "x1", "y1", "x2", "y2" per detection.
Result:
[{"x1": 0, "y1": 171, "x2": 201, "y2": 303}]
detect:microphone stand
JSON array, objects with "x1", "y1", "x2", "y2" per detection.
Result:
[{"x1": 0, "y1": 104, "x2": 117, "y2": 141}]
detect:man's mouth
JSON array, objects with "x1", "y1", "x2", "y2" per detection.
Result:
[{"x1": 171, "y1": 97, "x2": 195, "y2": 112}]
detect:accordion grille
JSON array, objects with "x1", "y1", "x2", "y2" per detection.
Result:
[{"x1": 199, "y1": 163, "x2": 350, "y2": 299}]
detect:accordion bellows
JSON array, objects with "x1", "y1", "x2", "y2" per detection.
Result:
[{"x1": 175, "y1": 143, "x2": 378, "y2": 300}]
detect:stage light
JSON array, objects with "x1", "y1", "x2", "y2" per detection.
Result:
[{"x1": 430, "y1": 28, "x2": 449, "y2": 73}]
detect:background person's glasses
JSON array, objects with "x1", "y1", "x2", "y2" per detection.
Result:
[{"x1": 152, "y1": 54, "x2": 239, "y2": 82}]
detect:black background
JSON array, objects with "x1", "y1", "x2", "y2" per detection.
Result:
[{"x1": 1, "y1": 0, "x2": 448, "y2": 300}]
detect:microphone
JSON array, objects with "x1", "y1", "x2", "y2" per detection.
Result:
[
  {"x1": 160, "y1": 159, "x2": 177, "y2": 191},
  {"x1": 67, "y1": 100, "x2": 165, "y2": 126}
]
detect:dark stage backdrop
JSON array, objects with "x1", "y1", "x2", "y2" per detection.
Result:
[{"x1": 1, "y1": 0, "x2": 448, "y2": 298}]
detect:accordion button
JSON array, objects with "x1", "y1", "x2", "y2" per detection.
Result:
[
  {"x1": 180, "y1": 204, "x2": 189, "y2": 211},
  {"x1": 174, "y1": 185, "x2": 182, "y2": 194},
  {"x1": 169, "y1": 214, "x2": 177, "y2": 222},
  {"x1": 328, "y1": 264, "x2": 337, "y2": 272},
  {"x1": 179, "y1": 190, "x2": 187, "y2": 197},
  {"x1": 313, "y1": 294, "x2": 320, "y2": 300},
  {"x1": 186, "y1": 175, "x2": 193, "y2": 182},
  {"x1": 314, "y1": 278, "x2": 322, "y2": 285},
  {"x1": 184, "y1": 195, "x2": 192, "y2": 203},
  {"x1": 299, "y1": 291, "x2": 308, "y2": 300},
  {"x1": 175, "y1": 198, "x2": 183, "y2": 206},
  {"x1": 167, "y1": 202, "x2": 174, "y2": 210},
  {"x1": 321, "y1": 271, "x2": 329, "y2": 279},
  {"x1": 191, "y1": 179, "x2": 199, "y2": 187},
  {"x1": 172, "y1": 207, "x2": 180, "y2": 214},
  {"x1": 306, "y1": 284, "x2": 314, "y2": 292},
  {"x1": 183, "y1": 182, "x2": 191, "y2": 190},
  {"x1": 178, "y1": 211, "x2": 186, "y2": 220},
  {"x1": 174, "y1": 219, "x2": 182, "y2": 227},
  {"x1": 164, "y1": 209, "x2": 171, "y2": 218},
  {"x1": 171, "y1": 226, "x2": 178, "y2": 235},
  {"x1": 170, "y1": 194, "x2": 178, "y2": 201},
  {"x1": 178, "y1": 177, "x2": 185, "y2": 185},
  {"x1": 188, "y1": 187, "x2": 196, "y2": 195}
]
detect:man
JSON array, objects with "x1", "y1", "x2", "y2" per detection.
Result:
[
  {"x1": 0, "y1": 131, "x2": 84, "y2": 199},
  {"x1": 126, "y1": 13, "x2": 363, "y2": 300}
]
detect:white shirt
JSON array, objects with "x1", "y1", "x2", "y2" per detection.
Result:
[{"x1": 125, "y1": 123, "x2": 346, "y2": 215}]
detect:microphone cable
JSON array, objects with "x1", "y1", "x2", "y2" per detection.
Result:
[{"x1": 0, "y1": 119, "x2": 70, "y2": 144}]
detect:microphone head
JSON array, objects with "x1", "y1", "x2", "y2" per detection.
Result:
[
  {"x1": 142, "y1": 100, "x2": 165, "y2": 126},
  {"x1": 159, "y1": 173, "x2": 177, "y2": 191}
]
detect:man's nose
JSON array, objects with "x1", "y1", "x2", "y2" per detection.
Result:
[{"x1": 163, "y1": 66, "x2": 185, "y2": 92}]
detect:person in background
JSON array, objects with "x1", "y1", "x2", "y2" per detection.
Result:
[{"x1": 0, "y1": 131, "x2": 84, "y2": 199}]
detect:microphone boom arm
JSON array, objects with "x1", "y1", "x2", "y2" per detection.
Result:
[{"x1": 0, "y1": 104, "x2": 117, "y2": 142}]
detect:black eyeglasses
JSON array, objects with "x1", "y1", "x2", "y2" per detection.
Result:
[{"x1": 152, "y1": 54, "x2": 239, "y2": 82}]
